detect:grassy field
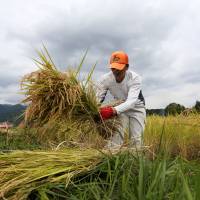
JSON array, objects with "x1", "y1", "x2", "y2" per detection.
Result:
[
  {"x1": 0, "y1": 114, "x2": 200, "y2": 199},
  {"x1": 1, "y1": 114, "x2": 200, "y2": 158},
  {"x1": 144, "y1": 114, "x2": 200, "y2": 160}
]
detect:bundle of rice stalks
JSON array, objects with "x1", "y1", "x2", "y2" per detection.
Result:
[
  {"x1": 33, "y1": 118, "x2": 114, "y2": 149},
  {"x1": 21, "y1": 47, "x2": 120, "y2": 147},
  {"x1": 0, "y1": 149, "x2": 103, "y2": 200}
]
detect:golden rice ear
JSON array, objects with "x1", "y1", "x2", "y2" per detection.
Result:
[{"x1": 20, "y1": 46, "x2": 120, "y2": 148}]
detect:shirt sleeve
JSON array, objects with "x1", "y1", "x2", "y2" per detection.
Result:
[
  {"x1": 114, "y1": 75, "x2": 141, "y2": 114},
  {"x1": 96, "y1": 77, "x2": 108, "y2": 103}
]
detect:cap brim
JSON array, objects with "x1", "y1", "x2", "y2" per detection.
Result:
[{"x1": 110, "y1": 63, "x2": 126, "y2": 70}]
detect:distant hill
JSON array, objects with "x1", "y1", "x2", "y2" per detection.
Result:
[{"x1": 0, "y1": 104, "x2": 26, "y2": 125}]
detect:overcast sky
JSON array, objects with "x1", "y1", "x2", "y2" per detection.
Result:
[{"x1": 0, "y1": 0, "x2": 199, "y2": 108}]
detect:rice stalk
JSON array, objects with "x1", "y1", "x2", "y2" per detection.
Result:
[
  {"x1": 0, "y1": 149, "x2": 103, "y2": 200},
  {"x1": 144, "y1": 114, "x2": 200, "y2": 159},
  {"x1": 20, "y1": 47, "x2": 121, "y2": 147}
]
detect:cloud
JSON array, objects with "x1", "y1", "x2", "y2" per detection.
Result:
[
  {"x1": 0, "y1": 85, "x2": 22, "y2": 104},
  {"x1": 145, "y1": 83, "x2": 200, "y2": 108},
  {"x1": 0, "y1": 0, "x2": 200, "y2": 108}
]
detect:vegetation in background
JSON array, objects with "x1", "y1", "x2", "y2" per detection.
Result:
[
  {"x1": 144, "y1": 114, "x2": 200, "y2": 160},
  {"x1": 165, "y1": 103, "x2": 186, "y2": 116},
  {"x1": 0, "y1": 104, "x2": 25, "y2": 125},
  {"x1": 194, "y1": 101, "x2": 200, "y2": 113},
  {"x1": 1, "y1": 113, "x2": 200, "y2": 159},
  {"x1": 0, "y1": 100, "x2": 199, "y2": 123},
  {"x1": 0, "y1": 128, "x2": 40, "y2": 151},
  {"x1": 146, "y1": 108, "x2": 165, "y2": 116}
]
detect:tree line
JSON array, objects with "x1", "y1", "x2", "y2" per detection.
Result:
[{"x1": 147, "y1": 100, "x2": 200, "y2": 116}]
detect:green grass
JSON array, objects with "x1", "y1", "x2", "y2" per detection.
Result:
[
  {"x1": 0, "y1": 129, "x2": 41, "y2": 151},
  {"x1": 29, "y1": 151, "x2": 200, "y2": 200}
]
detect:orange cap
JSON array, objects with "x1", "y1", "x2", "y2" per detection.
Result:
[{"x1": 110, "y1": 51, "x2": 129, "y2": 70}]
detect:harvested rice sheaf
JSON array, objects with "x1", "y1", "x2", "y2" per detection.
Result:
[
  {"x1": 0, "y1": 149, "x2": 103, "y2": 200},
  {"x1": 20, "y1": 47, "x2": 121, "y2": 148}
]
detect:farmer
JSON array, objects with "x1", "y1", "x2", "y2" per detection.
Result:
[{"x1": 97, "y1": 51, "x2": 146, "y2": 148}]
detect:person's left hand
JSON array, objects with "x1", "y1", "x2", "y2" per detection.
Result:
[{"x1": 99, "y1": 106, "x2": 117, "y2": 120}]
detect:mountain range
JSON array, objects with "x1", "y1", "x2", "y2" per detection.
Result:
[{"x1": 0, "y1": 104, "x2": 26, "y2": 125}]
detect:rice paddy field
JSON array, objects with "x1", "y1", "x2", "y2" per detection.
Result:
[
  {"x1": 144, "y1": 114, "x2": 200, "y2": 160},
  {"x1": 0, "y1": 48, "x2": 200, "y2": 199},
  {"x1": 0, "y1": 114, "x2": 200, "y2": 200}
]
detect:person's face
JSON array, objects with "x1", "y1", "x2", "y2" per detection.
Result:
[{"x1": 111, "y1": 66, "x2": 127, "y2": 83}]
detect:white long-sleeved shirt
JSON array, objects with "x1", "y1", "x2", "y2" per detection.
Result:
[{"x1": 96, "y1": 70, "x2": 145, "y2": 115}]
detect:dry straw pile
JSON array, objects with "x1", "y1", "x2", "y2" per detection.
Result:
[{"x1": 20, "y1": 47, "x2": 120, "y2": 148}]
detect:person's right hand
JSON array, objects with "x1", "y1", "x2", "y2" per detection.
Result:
[{"x1": 99, "y1": 106, "x2": 117, "y2": 120}]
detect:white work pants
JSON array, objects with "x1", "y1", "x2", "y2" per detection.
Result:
[{"x1": 107, "y1": 105, "x2": 146, "y2": 147}]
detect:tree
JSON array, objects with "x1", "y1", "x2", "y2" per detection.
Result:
[
  {"x1": 194, "y1": 101, "x2": 200, "y2": 113},
  {"x1": 165, "y1": 103, "x2": 185, "y2": 116}
]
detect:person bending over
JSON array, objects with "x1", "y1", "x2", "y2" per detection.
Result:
[{"x1": 97, "y1": 51, "x2": 146, "y2": 148}]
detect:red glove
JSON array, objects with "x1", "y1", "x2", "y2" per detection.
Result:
[{"x1": 100, "y1": 106, "x2": 115, "y2": 120}]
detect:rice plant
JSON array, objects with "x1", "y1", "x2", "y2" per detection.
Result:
[
  {"x1": 143, "y1": 114, "x2": 200, "y2": 159},
  {"x1": 0, "y1": 148, "x2": 103, "y2": 200},
  {"x1": 0, "y1": 150, "x2": 196, "y2": 200},
  {"x1": 20, "y1": 47, "x2": 120, "y2": 148},
  {"x1": 61, "y1": 152, "x2": 198, "y2": 200}
]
